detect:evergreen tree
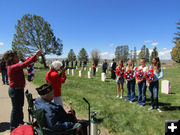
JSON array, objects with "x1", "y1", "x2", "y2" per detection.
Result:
[
  {"x1": 77, "y1": 48, "x2": 88, "y2": 62},
  {"x1": 12, "y1": 14, "x2": 63, "y2": 68},
  {"x1": 145, "y1": 48, "x2": 150, "y2": 62},
  {"x1": 173, "y1": 19, "x2": 180, "y2": 44},
  {"x1": 138, "y1": 45, "x2": 146, "y2": 60},
  {"x1": 67, "y1": 49, "x2": 76, "y2": 61},
  {"x1": 150, "y1": 47, "x2": 158, "y2": 62}
]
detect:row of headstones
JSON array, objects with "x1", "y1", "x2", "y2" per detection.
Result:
[
  {"x1": 66, "y1": 68, "x2": 106, "y2": 81},
  {"x1": 66, "y1": 68, "x2": 171, "y2": 94}
]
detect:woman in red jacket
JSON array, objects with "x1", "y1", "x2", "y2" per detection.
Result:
[
  {"x1": 46, "y1": 61, "x2": 66, "y2": 107},
  {"x1": 3, "y1": 49, "x2": 41, "y2": 132}
]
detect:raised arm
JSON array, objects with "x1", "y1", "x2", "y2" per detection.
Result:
[{"x1": 10, "y1": 49, "x2": 41, "y2": 71}]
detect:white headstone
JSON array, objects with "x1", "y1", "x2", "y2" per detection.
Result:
[
  {"x1": 76, "y1": 66, "x2": 78, "y2": 69},
  {"x1": 88, "y1": 71, "x2": 91, "y2": 78},
  {"x1": 72, "y1": 69, "x2": 74, "y2": 76},
  {"x1": 96, "y1": 68, "x2": 98, "y2": 72},
  {"x1": 67, "y1": 69, "x2": 70, "y2": 74},
  {"x1": 89, "y1": 67, "x2": 91, "y2": 71},
  {"x1": 101, "y1": 73, "x2": 106, "y2": 82},
  {"x1": 79, "y1": 70, "x2": 82, "y2": 77},
  {"x1": 161, "y1": 80, "x2": 170, "y2": 94}
]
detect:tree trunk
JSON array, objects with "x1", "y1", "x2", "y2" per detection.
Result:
[{"x1": 41, "y1": 54, "x2": 48, "y2": 68}]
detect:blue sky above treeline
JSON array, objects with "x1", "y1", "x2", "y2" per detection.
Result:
[{"x1": 0, "y1": 0, "x2": 179, "y2": 60}]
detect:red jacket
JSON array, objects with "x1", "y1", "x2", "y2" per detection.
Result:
[
  {"x1": 46, "y1": 69, "x2": 66, "y2": 97},
  {"x1": 8, "y1": 55, "x2": 37, "y2": 88},
  {"x1": 92, "y1": 64, "x2": 96, "y2": 70}
]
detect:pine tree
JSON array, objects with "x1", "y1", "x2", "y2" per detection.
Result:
[
  {"x1": 12, "y1": 14, "x2": 63, "y2": 68},
  {"x1": 67, "y1": 49, "x2": 76, "y2": 61},
  {"x1": 145, "y1": 48, "x2": 150, "y2": 62},
  {"x1": 173, "y1": 19, "x2": 180, "y2": 44},
  {"x1": 150, "y1": 47, "x2": 158, "y2": 63},
  {"x1": 77, "y1": 48, "x2": 89, "y2": 62},
  {"x1": 138, "y1": 45, "x2": 146, "y2": 60}
]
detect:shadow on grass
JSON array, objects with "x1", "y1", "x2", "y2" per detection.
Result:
[
  {"x1": 0, "y1": 122, "x2": 10, "y2": 132},
  {"x1": 162, "y1": 106, "x2": 180, "y2": 111}
]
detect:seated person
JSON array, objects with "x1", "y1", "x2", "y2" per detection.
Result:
[{"x1": 35, "y1": 83, "x2": 84, "y2": 134}]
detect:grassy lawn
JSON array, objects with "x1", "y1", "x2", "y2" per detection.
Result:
[{"x1": 32, "y1": 64, "x2": 180, "y2": 135}]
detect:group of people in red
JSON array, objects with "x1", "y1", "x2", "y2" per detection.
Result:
[
  {"x1": 2, "y1": 49, "x2": 85, "y2": 134},
  {"x1": 115, "y1": 57, "x2": 163, "y2": 112}
]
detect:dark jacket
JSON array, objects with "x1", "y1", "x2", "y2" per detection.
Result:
[
  {"x1": 35, "y1": 97, "x2": 74, "y2": 131},
  {"x1": 1, "y1": 61, "x2": 7, "y2": 71}
]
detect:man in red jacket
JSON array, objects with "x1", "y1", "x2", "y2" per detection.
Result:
[{"x1": 46, "y1": 61, "x2": 66, "y2": 107}]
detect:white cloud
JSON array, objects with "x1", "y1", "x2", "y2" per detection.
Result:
[
  {"x1": 100, "y1": 52, "x2": 109, "y2": 56},
  {"x1": 100, "y1": 52, "x2": 115, "y2": 59},
  {"x1": 159, "y1": 49, "x2": 172, "y2": 60},
  {"x1": 144, "y1": 40, "x2": 152, "y2": 43},
  {"x1": 163, "y1": 48, "x2": 167, "y2": 50},
  {"x1": 0, "y1": 42, "x2": 4, "y2": 46},
  {"x1": 151, "y1": 42, "x2": 158, "y2": 46},
  {"x1": 109, "y1": 43, "x2": 114, "y2": 47}
]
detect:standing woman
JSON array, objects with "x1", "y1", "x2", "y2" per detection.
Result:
[
  {"x1": 46, "y1": 61, "x2": 66, "y2": 107},
  {"x1": 116, "y1": 60, "x2": 125, "y2": 99},
  {"x1": 148, "y1": 57, "x2": 163, "y2": 112},
  {"x1": 3, "y1": 49, "x2": 41, "y2": 132},
  {"x1": 136, "y1": 58, "x2": 148, "y2": 106},
  {"x1": 125, "y1": 59, "x2": 136, "y2": 103}
]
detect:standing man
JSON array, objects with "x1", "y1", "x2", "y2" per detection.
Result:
[
  {"x1": 111, "y1": 59, "x2": 116, "y2": 79},
  {"x1": 75, "y1": 60, "x2": 78, "y2": 68},
  {"x1": 79, "y1": 61, "x2": 82, "y2": 67},
  {"x1": 102, "y1": 59, "x2": 108, "y2": 74},
  {"x1": 0, "y1": 58, "x2": 9, "y2": 85},
  {"x1": 71, "y1": 60, "x2": 74, "y2": 69},
  {"x1": 62, "y1": 59, "x2": 65, "y2": 68},
  {"x1": 66, "y1": 59, "x2": 69, "y2": 68}
]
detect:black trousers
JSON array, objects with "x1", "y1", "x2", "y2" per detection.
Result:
[{"x1": 8, "y1": 88, "x2": 24, "y2": 132}]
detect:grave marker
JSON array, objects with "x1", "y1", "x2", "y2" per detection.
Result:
[
  {"x1": 101, "y1": 73, "x2": 106, "y2": 82},
  {"x1": 161, "y1": 80, "x2": 171, "y2": 94}
]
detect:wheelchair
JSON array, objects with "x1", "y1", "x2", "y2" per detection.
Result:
[{"x1": 25, "y1": 90, "x2": 89, "y2": 135}]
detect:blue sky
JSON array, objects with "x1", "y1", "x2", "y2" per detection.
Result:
[{"x1": 0, "y1": 0, "x2": 179, "y2": 60}]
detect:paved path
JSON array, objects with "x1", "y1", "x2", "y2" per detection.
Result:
[{"x1": 0, "y1": 77, "x2": 38, "y2": 135}]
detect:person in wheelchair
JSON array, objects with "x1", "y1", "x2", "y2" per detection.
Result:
[{"x1": 35, "y1": 83, "x2": 84, "y2": 135}]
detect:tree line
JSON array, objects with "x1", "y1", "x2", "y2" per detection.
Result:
[{"x1": 11, "y1": 14, "x2": 180, "y2": 68}]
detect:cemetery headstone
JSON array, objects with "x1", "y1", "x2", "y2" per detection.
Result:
[
  {"x1": 88, "y1": 71, "x2": 91, "y2": 78},
  {"x1": 101, "y1": 73, "x2": 106, "y2": 82},
  {"x1": 67, "y1": 69, "x2": 70, "y2": 75},
  {"x1": 72, "y1": 69, "x2": 74, "y2": 76},
  {"x1": 79, "y1": 70, "x2": 82, "y2": 77},
  {"x1": 161, "y1": 80, "x2": 171, "y2": 94}
]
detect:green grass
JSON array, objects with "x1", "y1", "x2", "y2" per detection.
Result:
[{"x1": 32, "y1": 64, "x2": 180, "y2": 135}]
